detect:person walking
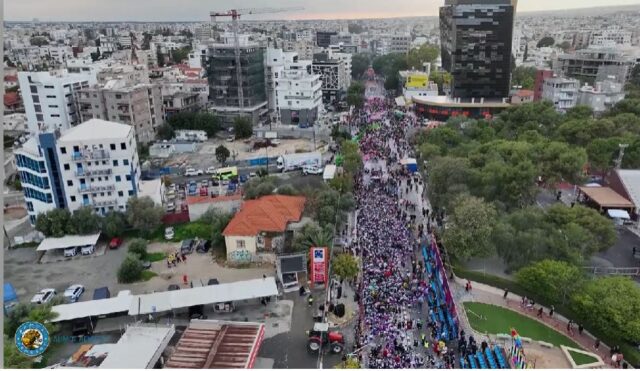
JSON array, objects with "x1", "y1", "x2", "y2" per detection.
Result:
[
  {"x1": 594, "y1": 339, "x2": 600, "y2": 350},
  {"x1": 537, "y1": 307, "x2": 544, "y2": 318},
  {"x1": 308, "y1": 295, "x2": 314, "y2": 307},
  {"x1": 503, "y1": 289, "x2": 509, "y2": 300},
  {"x1": 578, "y1": 324, "x2": 584, "y2": 335},
  {"x1": 549, "y1": 305, "x2": 555, "y2": 318}
]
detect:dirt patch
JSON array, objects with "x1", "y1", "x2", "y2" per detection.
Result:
[{"x1": 4, "y1": 206, "x2": 27, "y2": 220}]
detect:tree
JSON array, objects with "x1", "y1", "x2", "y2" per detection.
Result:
[
  {"x1": 443, "y1": 194, "x2": 497, "y2": 260},
  {"x1": 125, "y1": 197, "x2": 164, "y2": 237},
  {"x1": 215, "y1": 145, "x2": 231, "y2": 165},
  {"x1": 351, "y1": 53, "x2": 370, "y2": 79},
  {"x1": 511, "y1": 66, "x2": 537, "y2": 89},
  {"x1": 417, "y1": 143, "x2": 442, "y2": 162},
  {"x1": 329, "y1": 174, "x2": 354, "y2": 194},
  {"x1": 291, "y1": 222, "x2": 333, "y2": 252},
  {"x1": 536, "y1": 36, "x2": 555, "y2": 48},
  {"x1": 233, "y1": 117, "x2": 253, "y2": 139},
  {"x1": 102, "y1": 212, "x2": 126, "y2": 238},
  {"x1": 586, "y1": 137, "x2": 619, "y2": 175},
  {"x1": 571, "y1": 276, "x2": 640, "y2": 343},
  {"x1": 565, "y1": 105, "x2": 593, "y2": 121},
  {"x1": 515, "y1": 260, "x2": 585, "y2": 305},
  {"x1": 127, "y1": 238, "x2": 148, "y2": 260},
  {"x1": 276, "y1": 185, "x2": 297, "y2": 195},
  {"x1": 332, "y1": 254, "x2": 359, "y2": 280},
  {"x1": 70, "y1": 207, "x2": 101, "y2": 235},
  {"x1": 346, "y1": 81, "x2": 365, "y2": 109},
  {"x1": 171, "y1": 46, "x2": 191, "y2": 64},
  {"x1": 406, "y1": 44, "x2": 439, "y2": 70},
  {"x1": 430, "y1": 71, "x2": 452, "y2": 95},
  {"x1": 35, "y1": 209, "x2": 73, "y2": 237},
  {"x1": 156, "y1": 123, "x2": 175, "y2": 140},
  {"x1": 342, "y1": 152, "x2": 363, "y2": 174},
  {"x1": 557, "y1": 41, "x2": 572, "y2": 52},
  {"x1": 243, "y1": 176, "x2": 278, "y2": 199},
  {"x1": 315, "y1": 189, "x2": 356, "y2": 227},
  {"x1": 117, "y1": 253, "x2": 144, "y2": 283},
  {"x1": 426, "y1": 156, "x2": 472, "y2": 209},
  {"x1": 165, "y1": 112, "x2": 221, "y2": 136},
  {"x1": 347, "y1": 23, "x2": 365, "y2": 34},
  {"x1": 4, "y1": 334, "x2": 33, "y2": 368}
]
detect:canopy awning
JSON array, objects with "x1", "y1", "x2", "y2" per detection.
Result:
[
  {"x1": 37, "y1": 233, "x2": 101, "y2": 251},
  {"x1": 607, "y1": 209, "x2": 631, "y2": 219},
  {"x1": 4, "y1": 283, "x2": 17, "y2": 302},
  {"x1": 578, "y1": 186, "x2": 634, "y2": 209}
]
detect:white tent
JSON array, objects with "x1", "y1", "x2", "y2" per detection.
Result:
[
  {"x1": 37, "y1": 233, "x2": 101, "y2": 252},
  {"x1": 323, "y1": 165, "x2": 337, "y2": 181},
  {"x1": 607, "y1": 209, "x2": 631, "y2": 219},
  {"x1": 51, "y1": 291, "x2": 133, "y2": 322}
]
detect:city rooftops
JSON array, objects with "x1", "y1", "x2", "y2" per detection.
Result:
[{"x1": 59, "y1": 118, "x2": 132, "y2": 142}]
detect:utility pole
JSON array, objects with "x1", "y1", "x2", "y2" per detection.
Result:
[{"x1": 615, "y1": 143, "x2": 629, "y2": 169}]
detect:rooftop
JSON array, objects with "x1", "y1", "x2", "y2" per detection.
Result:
[
  {"x1": 99, "y1": 324, "x2": 175, "y2": 369},
  {"x1": 223, "y1": 195, "x2": 306, "y2": 236},
  {"x1": 36, "y1": 233, "x2": 101, "y2": 252},
  {"x1": 164, "y1": 320, "x2": 265, "y2": 369},
  {"x1": 579, "y1": 185, "x2": 635, "y2": 209},
  {"x1": 616, "y1": 169, "x2": 640, "y2": 208},
  {"x1": 59, "y1": 119, "x2": 132, "y2": 142}
]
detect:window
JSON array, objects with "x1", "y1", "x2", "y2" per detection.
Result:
[
  {"x1": 128, "y1": 190, "x2": 134, "y2": 196},
  {"x1": 110, "y1": 143, "x2": 116, "y2": 150},
  {"x1": 46, "y1": 95, "x2": 56, "y2": 98},
  {"x1": 51, "y1": 114, "x2": 60, "y2": 118},
  {"x1": 26, "y1": 202, "x2": 34, "y2": 212},
  {"x1": 98, "y1": 177, "x2": 102, "y2": 181},
  {"x1": 70, "y1": 196, "x2": 76, "y2": 202},
  {"x1": 36, "y1": 114, "x2": 44, "y2": 121},
  {"x1": 73, "y1": 146, "x2": 79, "y2": 152},
  {"x1": 30, "y1": 85, "x2": 38, "y2": 94},
  {"x1": 125, "y1": 174, "x2": 131, "y2": 181},
  {"x1": 115, "y1": 175, "x2": 121, "y2": 182},
  {"x1": 236, "y1": 240, "x2": 246, "y2": 249},
  {"x1": 49, "y1": 105, "x2": 59, "y2": 108},
  {"x1": 118, "y1": 191, "x2": 124, "y2": 197},
  {"x1": 44, "y1": 85, "x2": 54, "y2": 89},
  {"x1": 123, "y1": 159, "x2": 129, "y2": 166},
  {"x1": 102, "y1": 161, "x2": 107, "y2": 165},
  {"x1": 63, "y1": 164, "x2": 70, "y2": 170},
  {"x1": 100, "y1": 192, "x2": 105, "y2": 197},
  {"x1": 60, "y1": 147, "x2": 66, "y2": 154},
  {"x1": 113, "y1": 160, "x2": 119, "y2": 166},
  {"x1": 66, "y1": 180, "x2": 73, "y2": 186},
  {"x1": 120, "y1": 143, "x2": 126, "y2": 150},
  {"x1": 107, "y1": 192, "x2": 112, "y2": 196},
  {"x1": 34, "y1": 104, "x2": 41, "y2": 112}
]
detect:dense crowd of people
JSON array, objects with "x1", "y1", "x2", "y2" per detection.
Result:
[{"x1": 351, "y1": 95, "x2": 457, "y2": 368}]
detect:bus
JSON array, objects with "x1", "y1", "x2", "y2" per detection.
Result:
[{"x1": 214, "y1": 166, "x2": 238, "y2": 180}]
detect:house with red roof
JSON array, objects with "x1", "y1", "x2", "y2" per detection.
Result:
[
  {"x1": 222, "y1": 195, "x2": 306, "y2": 262},
  {"x1": 4, "y1": 92, "x2": 23, "y2": 113}
]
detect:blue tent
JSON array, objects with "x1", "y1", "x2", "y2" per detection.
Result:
[{"x1": 4, "y1": 283, "x2": 17, "y2": 302}]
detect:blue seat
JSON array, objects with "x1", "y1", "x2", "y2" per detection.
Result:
[
  {"x1": 468, "y1": 355, "x2": 477, "y2": 369},
  {"x1": 475, "y1": 351, "x2": 487, "y2": 369},
  {"x1": 494, "y1": 346, "x2": 508, "y2": 369},
  {"x1": 460, "y1": 357, "x2": 467, "y2": 369},
  {"x1": 485, "y1": 347, "x2": 497, "y2": 369}
]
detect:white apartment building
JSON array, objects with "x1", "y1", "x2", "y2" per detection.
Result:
[
  {"x1": 265, "y1": 48, "x2": 286, "y2": 115},
  {"x1": 590, "y1": 28, "x2": 632, "y2": 47},
  {"x1": 312, "y1": 50, "x2": 352, "y2": 103},
  {"x1": 274, "y1": 52, "x2": 323, "y2": 126},
  {"x1": 18, "y1": 70, "x2": 91, "y2": 134},
  {"x1": 542, "y1": 76, "x2": 580, "y2": 113},
  {"x1": 578, "y1": 77, "x2": 626, "y2": 116},
  {"x1": 15, "y1": 119, "x2": 141, "y2": 223}
]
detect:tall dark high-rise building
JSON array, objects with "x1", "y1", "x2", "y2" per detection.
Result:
[{"x1": 440, "y1": 0, "x2": 517, "y2": 100}]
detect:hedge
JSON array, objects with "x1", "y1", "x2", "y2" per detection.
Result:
[{"x1": 453, "y1": 266, "x2": 639, "y2": 367}]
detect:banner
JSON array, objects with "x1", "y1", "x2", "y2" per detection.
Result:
[{"x1": 310, "y1": 247, "x2": 329, "y2": 288}]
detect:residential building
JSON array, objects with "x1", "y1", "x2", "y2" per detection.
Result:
[
  {"x1": 589, "y1": 27, "x2": 632, "y2": 47},
  {"x1": 77, "y1": 79, "x2": 163, "y2": 144},
  {"x1": 15, "y1": 119, "x2": 141, "y2": 223},
  {"x1": 534, "y1": 69, "x2": 554, "y2": 101},
  {"x1": 18, "y1": 70, "x2": 91, "y2": 134},
  {"x1": 440, "y1": 0, "x2": 517, "y2": 100},
  {"x1": 398, "y1": 70, "x2": 438, "y2": 102},
  {"x1": 541, "y1": 76, "x2": 580, "y2": 112},
  {"x1": 265, "y1": 48, "x2": 286, "y2": 114},
  {"x1": 207, "y1": 33, "x2": 268, "y2": 126},
  {"x1": 316, "y1": 31, "x2": 338, "y2": 48},
  {"x1": 275, "y1": 52, "x2": 323, "y2": 126},
  {"x1": 4, "y1": 92, "x2": 24, "y2": 114},
  {"x1": 163, "y1": 92, "x2": 201, "y2": 119},
  {"x1": 510, "y1": 89, "x2": 534, "y2": 104},
  {"x1": 312, "y1": 50, "x2": 352, "y2": 103},
  {"x1": 194, "y1": 24, "x2": 215, "y2": 42},
  {"x1": 577, "y1": 77, "x2": 626, "y2": 115},
  {"x1": 222, "y1": 195, "x2": 306, "y2": 261},
  {"x1": 380, "y1": 33, "x2": 412, "y2": 54},
  {"x1": 283, "y1": 39, "x2": 315, "y2": 60},
  {"x1": 553, "y1": 47, "x2": 636, "y2": 84}
]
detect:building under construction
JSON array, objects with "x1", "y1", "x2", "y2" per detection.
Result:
[{"x1": 207, "y1": 33, "x2": 268, "y2": 126}]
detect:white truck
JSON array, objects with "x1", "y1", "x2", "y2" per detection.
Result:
[{"x1": 277, "y1": 152, "x2": 322, "y2": 172}]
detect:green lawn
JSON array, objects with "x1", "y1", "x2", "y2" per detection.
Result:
[
  {"x1": 464, "y1": 302, "x2": 582, "y2": 349},
  {"x1": 140, "y1": 271, "x2": 158, "y2": 281},
  {"x1": 146, "y1": 252, "x2": 166, "y2": 262},
  {"x1": 568, "y1": 349, "x2": 599, "y2": 366}
]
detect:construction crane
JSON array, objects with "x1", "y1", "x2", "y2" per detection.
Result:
[{"x1": 209, "y1": 7, "x2": 303, "y2": 109}]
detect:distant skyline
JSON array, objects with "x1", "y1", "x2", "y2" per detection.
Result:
[{"x1": 5, "y1": 0, "x2": 640, "y2": 22}]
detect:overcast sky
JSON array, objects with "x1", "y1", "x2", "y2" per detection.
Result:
[{"x1": 5, "y1": 0, "x2": 640, "y2": 22}]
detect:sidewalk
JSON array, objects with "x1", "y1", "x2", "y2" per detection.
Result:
[{"x1": 453, "y1": 277, "x2": 615, "y2": 365}]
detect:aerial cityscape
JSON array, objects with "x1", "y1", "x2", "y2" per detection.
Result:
[{"x1": 3, "y1": 0, "x2": 640, "y2": 369}]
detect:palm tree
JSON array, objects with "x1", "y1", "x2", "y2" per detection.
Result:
[{"x1": 292, "y1": 223, "x2": 334, "y2": 252}]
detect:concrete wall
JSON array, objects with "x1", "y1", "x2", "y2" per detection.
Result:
[
  {"x1": 224, "y1": 235, "x2": 257, "y2": 263},
  {"x1": 280, "y1": 107, "x2": 318, "y2": 126},
  {"x1": 188, "y1": 199, "x2": 241, "y2": 221}
]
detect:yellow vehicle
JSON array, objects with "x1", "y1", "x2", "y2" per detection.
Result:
[{"x1": 214, "y1": 166, "x2": 238, "y2": 180}]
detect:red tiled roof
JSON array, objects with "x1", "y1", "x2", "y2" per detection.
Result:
[
  {"x1": 4, "y1": 75, "x2": 18, "y2": 82},
  {"x1": 514, "y1": 89, "x2": 534, "y2": 97},
  {"x1": 186, "y1": 193, "x2": 242, "y2": 205},
  {"x1": 4, "y1": 92, "x2": 20, "y2": 106},
  {"x1": 223, "y1": 195, "x2": 306, "y2": 236}
]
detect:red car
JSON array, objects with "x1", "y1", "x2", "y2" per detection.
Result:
[{"x1": 109, "y1": 237, "x2": 123, "y2": 249}]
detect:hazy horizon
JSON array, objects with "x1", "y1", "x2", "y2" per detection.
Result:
[{"x1": 5, "y1": 0, "x2": 640, "y2": 22}]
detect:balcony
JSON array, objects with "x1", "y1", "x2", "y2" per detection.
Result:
[
  {"x1": 72, "y1": 149, "x2": 110, "y2": 161},
  {"x1": 78, "y1": 184, "x2": 116, "y2": 194},
  {"x1": 93, "y1": 199, "x2": 118, "y2": 207},
  {"x1": 75, "y1": 168, "x2": 113, "y2": 177}
]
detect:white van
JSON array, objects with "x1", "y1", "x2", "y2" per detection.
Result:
[
  {"x1": 64, "y1": 247, "x2": 78, "y2": 257},
  {"x1": 81, "y1": 245, "x2": 95, "y2": 255}
]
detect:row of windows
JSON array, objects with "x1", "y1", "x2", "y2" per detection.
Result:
[
  {"x1": 16, "y1": 154, "x2": 47, "y2": 173},
  {"x1": 24, "y1": 187, "x2": 53, "y2": 204},
  {"x1": 59, "y1": 142, "x2": 127, "y2": 154},
  {"x1": 69, "y1": 189, "x2": 134, "y2": 202},
  {"x1": 65, "y1": 173, "x2": 132, "y2": 186},
  {"x1": 19, "y1": 171, "x2": 50, "y2": 190}
]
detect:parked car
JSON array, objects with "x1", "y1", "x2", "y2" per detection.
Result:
[
  {"x1": 205, "y1": 166, "x2": 217, "y2": 174},
  {"x1": 109, "y1": 237, "x2": 123, "y2": 249},
  {"x1": 167, "y1": 284, "x2": 181, "y2": 291},
  {"x1": 207, "y1": 278, "x2": 220, "y2": 285},
  {"x1": 196, "y1": 240, "x2": 211, "y2": 253},
  {"x1": 93, "y1": 287, "x2": 111, "y2": 300},
  {"x1": 184, "y1": 168, "x2": 203, "y2": 177},
  {"x1": 142, "y1": 261, "x2": 152, "y2": 269},
  {"x1": 303, "y1": 165, "x2": 323, "y2": 175},
  {"x1": 81, "y1": 245, "x2": 95, "y2": 255},
  {"x1": 63, "y1": 284, "x2": 85, "y2": 303},
  {"x1": 31, "y1": 288, "x2": 57, "y2": 305},
  {"x1": 164, "y1": 227, "x2": 175, "y2": 240},
  {"x1": 181, "y1": 239, "x2": 195, "y2": 254},
  {"x1": 64, "y1": 247, "x2": 78, "y2": 257}
]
